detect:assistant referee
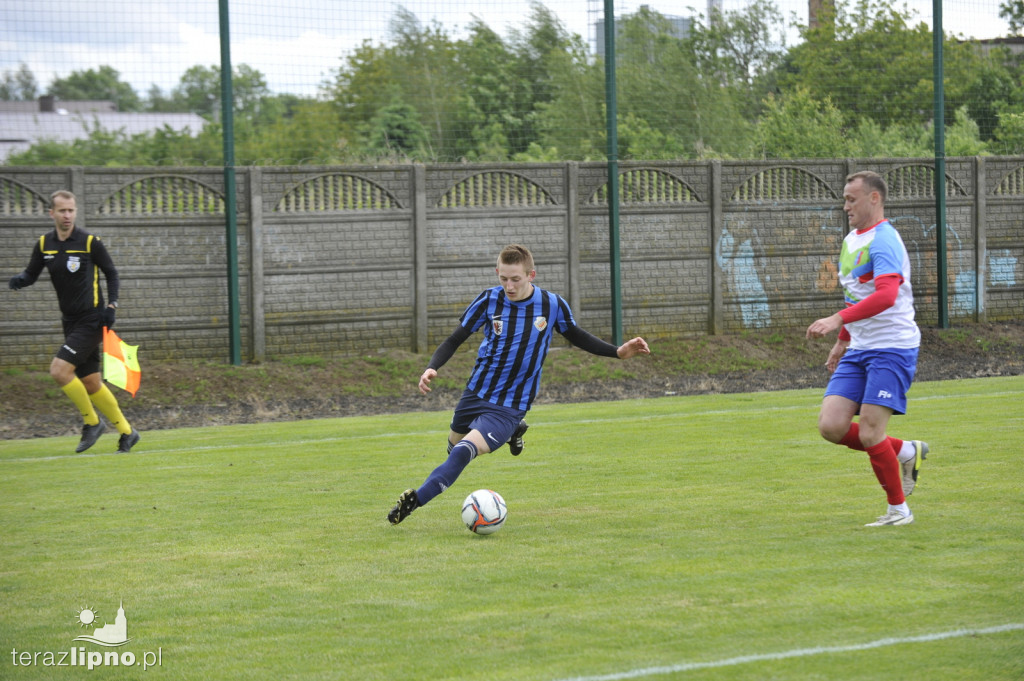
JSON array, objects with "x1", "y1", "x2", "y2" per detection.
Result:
[{"x1": 8, "y1": 190, "x2": 140, "y2": 453}]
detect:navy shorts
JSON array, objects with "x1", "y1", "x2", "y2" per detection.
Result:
[
  {"x1": 825, "y1": 347, "x2": 919, "y2": 415},
  {"x1": 450, "y1": 390, "x2": 526, "y2": 453},
  {"x1": 56, "y1": 313, "x2": 103, "y2": 378}
]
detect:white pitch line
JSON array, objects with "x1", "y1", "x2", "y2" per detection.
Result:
[{"x1": 551, "y1": 623, "x2": 1024, "y2": 681}]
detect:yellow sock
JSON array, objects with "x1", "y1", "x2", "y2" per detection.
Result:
[
  {"x1": 62, "y1": 378, "x2": 99, "y2": 426},
  {"x1": 89, "y1": 384, "x2": 132, "y2": 435}
]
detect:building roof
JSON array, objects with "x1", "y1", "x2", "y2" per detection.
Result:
[
  {"x1": 0, "y1": 107, "x2": 207, "y2": 161},
  {"x1": 0, "y1": 99, "x2": 119, "y2": 114},
  {"x1": 958, "y1": 36, "x2": 1024, "y2": 58}
]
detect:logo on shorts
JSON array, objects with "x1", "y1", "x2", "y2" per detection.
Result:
[
  {"x1": 877, "y1": 389, "x2": 893, "y2": 399},
  {"x1": 492, "y1": 315, "x2": 503, "y2": 336},
  {"x1": 534, "y1": 316, "x2": 547, "y2": 331},
  {"x1": 67, "y1": 256, "x2": 81, "y2": 273}
]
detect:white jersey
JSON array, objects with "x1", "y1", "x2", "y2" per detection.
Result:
[{"x1": 838, "y1": 220, "x2": 921, "y2": 350}]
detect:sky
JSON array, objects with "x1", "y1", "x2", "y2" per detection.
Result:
[{"x1": 0, "y1": 0, "x2": 1013, "y2": 99}]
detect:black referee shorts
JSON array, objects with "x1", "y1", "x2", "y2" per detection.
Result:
[{"x1": 56, "y1": 313, "x2": 103, "y2": 378}]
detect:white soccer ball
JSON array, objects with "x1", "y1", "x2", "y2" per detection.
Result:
[{"x1": 461, "y1": 489, "x2": 508, "y2": 535}]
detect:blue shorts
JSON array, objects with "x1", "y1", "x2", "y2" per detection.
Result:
[
  {"x1": 451, "y1": 390, "x2": 525, "y2": 453},
  {"x1": 825, "y1": 348, "x2": 919, "y2": 415}
]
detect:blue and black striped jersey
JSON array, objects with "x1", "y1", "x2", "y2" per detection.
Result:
[{"x1": 460, "y1": 285, "x2": 575, "y2": 411}]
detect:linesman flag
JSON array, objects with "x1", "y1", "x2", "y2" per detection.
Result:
[{"x1": 103, "y1": 326, "x2": 141, "y2": 397}]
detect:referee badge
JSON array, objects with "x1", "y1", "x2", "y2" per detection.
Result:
[
  {"x1": 534, "y1": 316, "x2": 547, "y2": 331},
  {"x1": 67, "y1": 256, "x2": 81, "y2": 273},
  {"x1": 492, "y1": 315, "x2": 503, "y2": 336}
]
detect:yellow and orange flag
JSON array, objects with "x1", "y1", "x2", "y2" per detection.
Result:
[{"x1": 103, "y1": 326, "x2": 141, "y2": 397}]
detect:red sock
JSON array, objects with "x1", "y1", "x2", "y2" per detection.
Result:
[
  {"x1": 839, "y1": 423, "x2": 864, "y2": 450},
  {"x1": 866, "y1": 440, "x2": 905, "y2": 505},
  {"x1": 839, "y1": 423, "x2": 904, "y2": 457}
]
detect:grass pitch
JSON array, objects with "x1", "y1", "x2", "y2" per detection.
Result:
[{"x1": 1, "y1": 376, "x2": 1022, "y2": 680}]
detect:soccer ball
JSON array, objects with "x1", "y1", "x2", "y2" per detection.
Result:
[{"x1": 461, "y1": 489, "x2": 507, "y2": 535}]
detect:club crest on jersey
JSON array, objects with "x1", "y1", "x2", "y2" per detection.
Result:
[
  {"x1": 492, "y1": 315, "x2": 503, "y2": 336},
  {"x1": 534, "y1": 316, "x2": 547, "y2": 331},
  {"x1": 67, "y1": 256, "x2": 81, "y2": 273}
]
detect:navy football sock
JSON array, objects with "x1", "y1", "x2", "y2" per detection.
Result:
[{"x1": 416, "y1": 439, "x2": 478, "y2": 506}]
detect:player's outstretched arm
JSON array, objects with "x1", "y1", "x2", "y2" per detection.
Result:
[
  {"x1": 825, "y1": 339, "x2": 849, "y2": 373},
  {"x1": 418, "y1": 368, "x2": 438, "y2": 395},
  {"x1": 419, "y1": 325, "x2": 473, "y2": 395},
  {"x1": 11, "y1": 245, "x2": 45, "y2": 291},
  {"x1": 617, "y1": 337, "x2": 650, "y2": 359},
  {"x1": 8, "y1": 273, "x2": 32, "y2": 291},
  {"x1": 561, "y1": 325, "x2": 650, "y2": 359},
  {"x1": 806, "y1": 313, "x2": 843, "y2": 339}
]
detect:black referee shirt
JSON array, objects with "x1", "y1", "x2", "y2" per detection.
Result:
[{"x1": 21, "y1": 227, "x2": 119, "y2": 320}]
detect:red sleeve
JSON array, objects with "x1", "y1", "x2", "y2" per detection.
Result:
[
  {"x1": 838, "y1": 274, "x2": 900, "y2": 325},
  {"x1": 838, "y1": 326, "x2": 851, "y2": 342}
]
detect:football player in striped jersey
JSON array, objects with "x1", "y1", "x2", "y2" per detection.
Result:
[{"x1": 388, "y1": 244, "x2": 649, "y2": 525}]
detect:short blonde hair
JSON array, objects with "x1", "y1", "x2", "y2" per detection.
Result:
[{"x1": 498, "y1": 244, "x2": 535, "y2": 273}]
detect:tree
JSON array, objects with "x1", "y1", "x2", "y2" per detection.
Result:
[
  {"x1": 846, "y1": 119, "x2": 931, "y2": 158},
  {"x1": 993, "y1": 108, "x2": 1024, "y2": 153},
  {"x1": 529, "y1": 4, "x2": 760, "y2": 160},
  {"x1": 229, "y1": 64, "x2": 277, "y2": 125},
  {"x1": 688, "y1": 0, "x2": 788, "y2": 117},
  {"x1": 1000, "y1": 0, "x2": 1024, "y2": 35},
  {"x1": 755, "y1": 88, "x2": 849, "y2": 159},
  {"x1": 251, "y1": 99, "x2": 348, "y2": 164},
  {"x1": 328, "y1": 7, "x2": 466, "y2": 160},
  {"x1": 145, "y1": 84, "x2": 177, "y2": 113},
  {"x1": 959, "y1": 55, "x2": 1019, "y2": 141},
  {"x1": 944, "y1": 106, "x2": 989, "y2": 156},
  {"x1": 1, "y1": 63, "x2": 39, "y2": 101},
  {"x1": 612, "y1": 7, "x2": 753, "y2": 158},
  {"x1": 448, "y1": 18, "x2": 530, "y2": 160},
  {"x1": 951, "y1": 44, "x2": 1024, "y2": 143},
  {"x1": 364, "y1": 99, "x2": 431, "y2": 159},
  {"x1": 527, "y1": 37, "x2": 604, "y2": 160},
  {"x1": 171, "y1": 65, "x2": 220, "y2": 116},
  {"x1": 48, "y1": 66, "x2": 141, "y2": 111},
  {"x1": 781, "y1": 0, "x2": 986, "y2": 130},
  {"x1": 510, "y1": 3, "x2": 600, "y2": 159},
  {"x1": 169, "y1": 64, "x2": 274, "y2": 123},
  {"x1": 617, "y1": 112, "x2": 688, "y2": 159},
  {"x1": 509, "y1": 2, "x2": 580, "y2": 106},
  {"x1": 387, "y1": 8, "x2": 464, "y2": 159}
]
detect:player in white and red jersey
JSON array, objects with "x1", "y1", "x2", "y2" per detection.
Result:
[{"x1": 806, "y1": 171, "x2": 929, "y2": 526}]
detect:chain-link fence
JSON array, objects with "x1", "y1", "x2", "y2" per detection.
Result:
[{"x1": 1, "y1": 0, "x2": 1015, "y2": 165}]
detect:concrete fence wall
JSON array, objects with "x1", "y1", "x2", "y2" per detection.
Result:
[{"x1": 1, "y1": 159, "x2": 1021, "y2": 368}]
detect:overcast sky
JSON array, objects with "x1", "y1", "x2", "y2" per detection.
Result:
[{"x1": 0, "y1": 0, "x2": 1011, "y2": 99}]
